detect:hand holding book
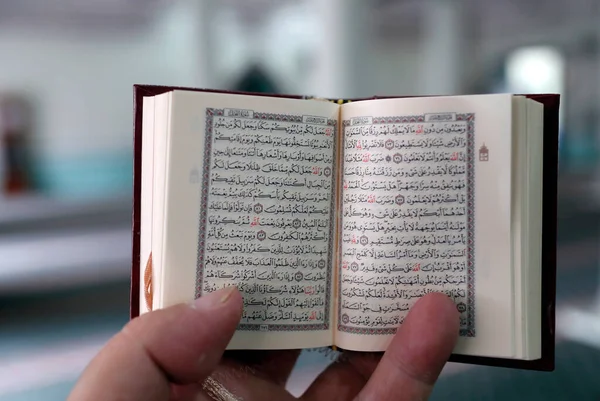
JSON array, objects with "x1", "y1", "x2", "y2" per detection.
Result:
[{"x1": 69, "y1": 287, "x2": 459, "y2": 401}]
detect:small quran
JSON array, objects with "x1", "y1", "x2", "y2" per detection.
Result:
[{"x1": 130, "y1": 85, "x2": 559, "y2": 371}]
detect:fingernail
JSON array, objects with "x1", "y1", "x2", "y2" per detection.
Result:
[{"x1": 191, "y1": 287, "x2": 237, "y2": 310}]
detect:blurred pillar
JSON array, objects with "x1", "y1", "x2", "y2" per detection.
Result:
[
  {"x1": 595, "y1": 12, "x2": 600, "y2": 311},
  {"x1": 157, "y1": 0, "x2": 217, "y2": 87},
  {"x1": 305, "y1": 0, "x2": 372, "y2": 99},
  {"x1": 194, "y1": 0, "x2": 218, "y2": 87},
  {"x1": 418, "y1": 0, "x2": 464, "y2": 95},
  {"x1": 187, "y1": 0, "x2": 218, "y2": 87}
]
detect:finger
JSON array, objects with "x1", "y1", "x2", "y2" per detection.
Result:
[
  {"x1": 201, "y1": 365, "x2": 296, "y2": 401},
  {"x1": 190, "y1": 352, "x2": 300, "y2": 401},
  {"x1": 303, "y1": 293, "x2": 457, "y2": 400},
  {"x1": 68, "y1": 287, "x2": 243, "y2": 401},
  {"x1": 300, "y1": 350, "x2": 383, "y2": 400},
  {"x1": 356, "y1": 293, "x2": 459, "y2": 401},
  {"x1": 223, "y1": 349, "x2": 301, "y2": 385}
]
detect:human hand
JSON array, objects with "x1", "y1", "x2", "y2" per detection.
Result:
[{"x1": 68, "y1": 287, "x2": 458, "y2": 400}]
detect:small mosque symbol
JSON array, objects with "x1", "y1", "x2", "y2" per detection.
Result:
[{"x1": 479, "y1": 144, "x2": 489, "y2": 162}]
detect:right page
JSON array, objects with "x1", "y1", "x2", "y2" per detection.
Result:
[{"x1": 336, "y1": 94, "x2": 518, "y2": 358}]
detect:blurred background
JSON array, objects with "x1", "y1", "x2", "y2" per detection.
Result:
[{"x1": 0, "y1": 0, "x2": 598, "y2": 399}]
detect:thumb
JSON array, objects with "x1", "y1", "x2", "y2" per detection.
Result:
[{"x1": 68, "y1": 286, "x2": 243, "y2": 401}]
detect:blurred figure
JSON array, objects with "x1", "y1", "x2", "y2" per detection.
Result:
[
  {"x1": 231, "y1": 64, "x2": 281, "y2": 94},
  {"x1": 0, "y1": 93, "x2": 35, "y2": 195}
]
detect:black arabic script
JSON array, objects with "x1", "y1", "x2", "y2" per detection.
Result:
[
  {"x1": 201, "y1": 111, "x2": 335, "y2": 328},
  {"x1": 340, "y1": 117, "x2": 472, "y2": 331}
]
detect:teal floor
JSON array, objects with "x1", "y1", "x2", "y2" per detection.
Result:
[
  {"x1": 1, "y1": 203, "x2": 600, "y2": 400},
  {"x1": 2, "y1": 335, "x2": 598, "y2": 400},
  {"x1": 0, "y1": 383, "x2": 75, "y2": 401},
  {"x1": 2, "y1": 280, "x2": 600, "y2": 401},
  {"x1": 432, "y1": 341, "x2": 600, "y2": 401}
]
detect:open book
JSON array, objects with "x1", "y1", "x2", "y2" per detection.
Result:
[{"x1": 131, "y1": 85, "x2": 559, "y2": 371}]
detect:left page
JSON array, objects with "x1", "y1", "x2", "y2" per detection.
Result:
[{"x1": 159, "y1": 91, "x2": 340, "y2": 349}]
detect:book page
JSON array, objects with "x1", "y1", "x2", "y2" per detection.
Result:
[
  {"x1": 336, "y1": 95, "x2": 516, "y2": 358},
  {"x1": 139, "y1": 97, "x2": 155, "y2": 315},
  {"x1": 160, "y1": 91, "x2": 340, "y2": 349}
]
